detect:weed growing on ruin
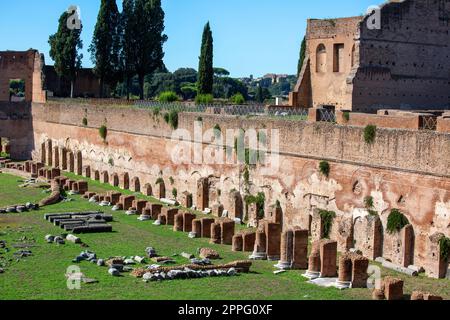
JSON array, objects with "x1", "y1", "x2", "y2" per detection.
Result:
[
  {"x1": 364, "y1": 125, "x2": 377, "y2": 144},
  {"x1": 108, "y1": 158, "x2": 114, "y2": 166},
  {"x1": 343, "y1": 111, "x2": 350, "y2": 122},
  {"x1": 99, "y1": 125, "x2": 107, "y2": 141},
  {"x1": 275, "y1": 200, "x2": 281, "y2": 209},
  {"x1": 168, "y1": 110, "x2": 179, "y2": 129},
  {"x1": 439, "y1": 236, "x2": 450, "y2": 260},
  {"x1": 155, "y1": 177, "x2": 164, "y2": 185},
  {"x1": 172, "y1": 188, "x2": 178, "y2": 199},
  {"x1": 319, "y1": 161, "x2": 330, "y2": 177},
  {"x1": 364, "y1": 196, "x2": 374, "y2": 209},
  {"x1": 82, "y1": 117, "x2": 88, "y2": 126},
  {"x1": 319, "y1": 210, "x2": 336, "y2": 239},
  {"x1": 213, "y1": 124, "x2": 222, "y2": 138},
  {"x1": 152, "y1": 107, "x2": 161, "y2": 118},
  {"x1": 169, "y1": 176, "x2": 174, "y2": 185},
  {"x1": 368, "y1": 210, "x2": 378, "y2": 216},
  {"x1": 387, "y1": 209, "x2": 409, "y2": 234},
  {"x1": 230, "y1": 93, "x2": 245, "y2": 104},
  {"x1": 245, "y1": 192, "x2": 265, "y2": 219},
  {"x1": 196, "y1": 116, "x2": 203, "y2": 122}
]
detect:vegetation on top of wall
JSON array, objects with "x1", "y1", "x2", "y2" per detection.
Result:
[
  {"x1": 196, "y1": 116, "x2": 203, "y2": 122},
  {"x1": 230, "y1": 93, "x2": 245, "y2": 104},
  {"x1": 155, "y1": 177, "x2": 164, "y2": 185},
  {"x1": 99, "y1": 125, "x2": 107, "y2": 141},
  {"x1": 319, "y1": 209, "x2": 336, "y2": 239},
  {"x1": 364, "y1": 125, "x2": 377, "y2": 144},
  {"x1": 169, "y1": 176, "x2": 174, "y2": 185},
  {"x1": 319, "y1": 161, "x2": 330, "y2": 177},
  {"x1": 439, "y1": 236, "x2": 450, "y2": 260},
  {"x1": 195, "y1": 94, "x2": 214, "y2": 105},
  {"x1": 152, "y1": 107, "x2": 161, "y2": 118},
  {"x1": 386, "y1": 209, "x2": 409, "y2": 234},
  {"x1": 158, "y1": 91, "x2": 179, "y2": 102},
  {"x1": 108, "y1": 157, "x2": 114, "y2": 166},
  {"x1": 82, "y1": 117, "x2": 88, "y2": 126},
  {"x1": 245, "y1": 192, "x2": 265, "y2": 219}
]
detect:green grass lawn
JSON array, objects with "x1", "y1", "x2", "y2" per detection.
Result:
[{"x1": 0, "y1": 171, "x2": 448, "y2": 300}]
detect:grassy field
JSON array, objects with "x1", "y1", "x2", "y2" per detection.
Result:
[{"x1": 0, "y1": 171, "x2": 448, "y2": 300}]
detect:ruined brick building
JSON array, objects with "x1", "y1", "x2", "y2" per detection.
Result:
[{"x1": 289, "y1": 0, "x2": 450, "y2": 112}]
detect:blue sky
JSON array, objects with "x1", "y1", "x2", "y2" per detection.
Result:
[{"x1": 0, "y1": 0, "x2": 375, "y2": 77}]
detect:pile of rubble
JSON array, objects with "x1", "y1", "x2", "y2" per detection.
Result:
[
  {"x1": 44, "y1": 212, "x2": 113, "y2": 234},
  {"x1": 0, "y1": 202, "x2": 39, "y2": 214}
]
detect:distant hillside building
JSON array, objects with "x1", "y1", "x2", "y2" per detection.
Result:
[{"x1": 289, "y1": 0, "x2": 450, "y2": 112}]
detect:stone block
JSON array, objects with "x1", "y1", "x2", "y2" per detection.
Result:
[
  {"x1": 220, "y1": 219, "x2": 235, "y2": 245},
  {"x1": 320, "y1": 240, "x2": 337, "y2": 278},
  {"x1": 232, "y1": 234, "x2": 243, "y2": 252},
  {"x1": 383, "y1": 277, "x2": 404, "y2": 301},
  {"x1": 200, "y1": 217, "x2": 215, "y2": 238}
]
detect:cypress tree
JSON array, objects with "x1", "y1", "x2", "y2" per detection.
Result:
[
  {"x1": 134, "y1": 0, "x2": 167, "y2": 99},
  {"x1": 89, "y1": 0, "x2": 121, "y2": 97},
  {"x1": 297, "y1": 36, "x2": 306, "y2": 76},
  {"x1": 198, "y1": 22, "x2": 214, "y2": 95},
  {"x1": 120, "y1": 0, "x2": 137, "y2": 100},
  {"x1": 48, "y1": 10, "x2": 83, "y2": 98}
]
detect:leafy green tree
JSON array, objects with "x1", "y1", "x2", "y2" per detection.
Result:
[
  {"x1": 120, "y1": 0, "x2": 137, "y2": 100},
  {"x1": 255, "y1": 85, "x2": 264, "y2": 103},
  {"x1": 89, "y1": 0, "x2": 121, "y2": 97},
  {"x1": 297, "y1": 36, "x2": 306, "y2": 76},
  {"x1": 134, "y1": 0, "x2": 168, "y2": 99},
  {"x1": 213, "y1": 67, "x2": 230, "y2": 78},
  {"x1": 198, "y1": 22, "x2": 214, "y2": 95},
  {"x1": 49, "y1": 10, "x2": 83, "y2": 98}
]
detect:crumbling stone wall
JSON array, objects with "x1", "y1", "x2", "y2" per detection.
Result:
[
  {"x1": 29, "y1": 103, "x2": 450, "y2": 275},
  {"x1": 290, "y1": 0, "x2": 450, "y2": 111}
]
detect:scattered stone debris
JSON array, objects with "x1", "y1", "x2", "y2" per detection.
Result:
[
  {"x1": 0, "y1": 203, "x2": 39, "y2": 213},
  {"x1": 151, "y1": 256, "x2": 175, "y2": 264},
  {"x1": 0, "y1": 240, "x2": 6, "y2": 248},
  {"x1": 108, "y1": 268, "x2": 121, "y2": 277},
  {"x1": 66, "y1": 234, "x2": 81, "y2": 244},
  {"x1": 54, "y1": 236, "x2": 65, "y2": 245},
  {"x1": 97, "y1": 259, "x2": 105, "y2": 266},
  {"x1": 198, "y1": 248, "x2": 220, "y2": 260},
  {"x1": 13, "y1": 250, "x2": 32, "y2": 260},
  {"x1": 181, "y1": 252, "x2": 195, "y2": 259},
  {"x1": 73, "y1": 251, "x2": 97, "y2": 263},
  {"x1": 145, "y1": 247, "x2": 157, "y2": 258},
  {"x1": 190, "y1": 258, "x2": 212, "y2": 266},
  {"x1": 66, "y1": 272, "x2": 98, "y2": 284},
  {"x1": 134, "y1": 256, "x2": 145, "y2": 264}
]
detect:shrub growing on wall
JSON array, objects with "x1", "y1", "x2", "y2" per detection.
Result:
[
  {"x1": 343, "y1": 111, "x2": 350, "y2": 122},
  {"x1": 82, "y1": 117, "x2": 88, "y2": 126},
  {"x1": 172, "y1": 188, "x2": 178, "y2": 199},
  {"x1": 99, "y1": 125, "x2": 107, "y2": 141},
  {"x1": 364, "y1": 125, "x2": 377, "y2": 144},
  {"x1": 245, "y1": 192, "x2": 265, "y2": 219},
  {"x1": 319, "y1": 210, "x2": 336, "y2": 239},
  {"x1": 387, "y1": 209, "x2": 409, "y2": 234},
  {"x1": 364, "y1": 196, "x2": 374, "y2": 209},
  {"x1": 230, "y1": 93, "x2": 245, "y2": 104},
  {"x1": 319, "y1": 161, "x2": 330, "y2": 177},
  {"x1": 155, "y1": 177, "x2": 164, "y2": 185},
  {"x1": 158, "y1": 91, "x2": 179, "y2": 102},
  {"x1": 169, "y1": 176, "x2": 174, "y2": 185},
  {"x1": 195, "y1": 94, "x2": 213, "y2": 105},
  {"x1": 439, "y1": 236, "x2": 450, "y2": 260}
]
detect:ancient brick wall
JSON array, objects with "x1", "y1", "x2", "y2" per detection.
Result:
[{"x1": 0, "y1": 50, "x2": 46, "y2": 103}]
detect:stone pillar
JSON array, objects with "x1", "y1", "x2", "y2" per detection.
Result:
[
  {"x1": 220, "y1": 219, "x2": 235, "y2": 245},
  {"x1": 149, "y1": 204, "x2": 162, "y2": 220},
  {"x1": 197, "y1": 177, "x2": 209, "y2": 211},
  {"x1": 143, "y1": 183, "x2": 152, "y2": 196},
  {"x1": 210, "y1": 222, "x2": 222, "y2": 244},
  {"x1": 53, "y1": 146, "x2": 59, "y2": 168},
  {"x1": 108, "y1": 192, "x2": 122, "y2": 205},
  {"x1": 310, "y1": 210, "x2": 323, "y2": 242},
  {"x1": 181, "y1": 191, "x2": 192, "y2": 208},
  {"x1": 201, "y1": 217, "x2": 215, "y2": 238},
  {"x1": 292, "y1": 228, "x2": 308, "y2": 269},
  {"x1": 351, "y1": 254, "x2": 369, "y2": 288},
  {"x1": 192, "y1": 219, "x2": 202, "y2": 238},
  {"x1": 240, "y1": 232, "x2": 255, "y2": 253},
  {"x1": 75, "y1": 151, "x2": 82, "y2": 175},
  {"x1": 162, "y1": 207, "x2": 178, "y2": 225},
  {"x1": 119, "y1": 195, "x2": 135, "y2": 211},
  {"x1": 46, "y1": 140, "x2": 52, "y2": 166},
  {"x1": 320, "y1": 240, "x2": 337, "y2": 278},
  {"x1": 337, "y1": 253, "x2": 352, "y2": 289},
  {"x1": 232, "y1": 234, "x2": 243, "y2": 252},
  {"x1": 183, "y1": 212, "x2": 196, "y2": 233},
  {"x1": 228, "y1": 190, "x2": 243, "y2": 220},
  {"x1": 277, "y1": 230, "x2": 294, "y2": 269},
  {"x1": 425, "y1": 233, "x2": 448, "y2": 279},
  {"x1": 250, "y1": 230, "x2": 267, "y2": 260},
  {"x1": 212, "y1": 203, "x2": 224, "y2": 217},
  {"x1": 61, "y1": 148, "x2": 67, "y2": 170},
  {"x1": 132, "y1": 200, "x2": 147, "y2": 215},
  {"x1": 383, "y1": 277, "x2": 404, "y2": 301},
  {"x1": 82, "y1": 165, "x2": 91, "y2": 178},
  {"x1": 265, "y1": 222, "x2": 282, "y2": 260},
  {"x1": 158, "y1": 214, "x2": 167, "y2": 225},
  {"x1": 305, "y1": 241, "x2": 321, "y2": 279},
  {"x1": 68, "y1": 151, "x2": 74, "y2": 172},
  {"x1": 174, "y1": 212, "x2": 184, "y2": 232}
]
